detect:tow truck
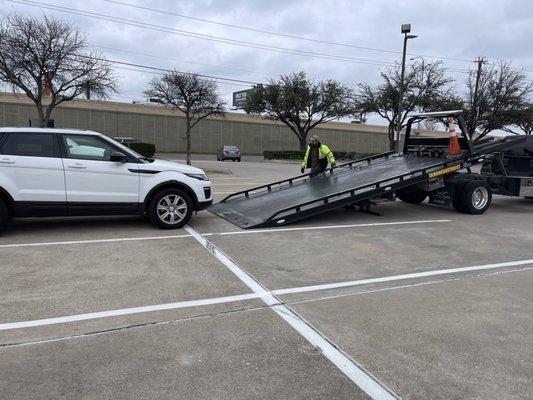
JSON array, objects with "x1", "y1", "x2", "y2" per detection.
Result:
[{"x1": 209, "y1": 110, "x2": 532, "y2": 229}]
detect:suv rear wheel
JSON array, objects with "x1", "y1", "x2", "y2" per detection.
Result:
[
  {"x1": 0, "y1": 198, "x2": 9, "y2": 233},
  {"x1": 148, "y1": 189, "x2": 193, "y2": 229}
]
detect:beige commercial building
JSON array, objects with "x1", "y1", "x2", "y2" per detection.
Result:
[{"x1": 0, "y1": 92, "x2": 390, "y2": 155}]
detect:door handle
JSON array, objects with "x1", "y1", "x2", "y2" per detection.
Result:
[
  {"x1": 0, "y1": 158, "x2": 15, "y2": 164},
  {"x1": 67, "y1": 164, "x2": 87, "y2": 169}
]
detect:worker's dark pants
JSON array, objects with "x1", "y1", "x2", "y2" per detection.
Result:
[{"x1": 309, "y1": 164, "x2": 326, "y2": 178}]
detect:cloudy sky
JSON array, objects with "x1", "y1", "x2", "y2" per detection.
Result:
[{"x1": 1, "y1": 0, "x2": 532, "y2": 125}]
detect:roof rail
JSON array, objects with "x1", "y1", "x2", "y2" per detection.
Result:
[{"x1": 410, "y1": 110, "x2": 464, "y2": 118}]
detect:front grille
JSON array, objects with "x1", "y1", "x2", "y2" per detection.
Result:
[{"x1": 203, "y1": 187, "x2": 212, "y2": 199}]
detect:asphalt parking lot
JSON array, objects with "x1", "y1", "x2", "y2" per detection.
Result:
[{"x1": 1, "y1": 156, "x2": 532, "y2": 400}]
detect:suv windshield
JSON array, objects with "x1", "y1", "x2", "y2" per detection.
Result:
[{"x1": 107, "y1": 138, "x2": 149, "y2": 161}]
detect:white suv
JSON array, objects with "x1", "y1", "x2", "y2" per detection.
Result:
[{"x1": 0, "y1": 128, "x2": 212, "y2": 232}]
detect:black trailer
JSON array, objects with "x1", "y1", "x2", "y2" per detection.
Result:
[{"x1": 209, "y1": 110, "x2": 532, "y2": 229}]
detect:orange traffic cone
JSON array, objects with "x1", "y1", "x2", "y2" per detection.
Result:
[{"x1": 448, "y1": 118, "x2": 461, "y2": 157}]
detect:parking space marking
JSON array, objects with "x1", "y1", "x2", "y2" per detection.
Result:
[
  {"x1": 0, "y1": 293, "x2": 258, "y2": 331},
  {"x1": 0, "y1": 219, "x2": 451, "y2": 249},
  {"x1": 0, "y1": 234, "x2": 193, "y2": 248},
  {"x1": 184, "y1": 225, "x2": 400, "y2": 400},
  {"x1": 274, "y1": 258, "x2": 533, "y2": 295},
  {"x1": 217, "y1": 219, "x2": 452, "y2": 236},
  {"x1": 1, "y1": 258, "x2": 531, "y2": 332},
  {"x1": 286, "y1": 266, "x2": 533, "y2": 307}
]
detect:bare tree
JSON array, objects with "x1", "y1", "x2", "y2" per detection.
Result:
[
  {"x1": 145, "y1": 71, "x2": 225, "y2": 165},
  {"x1": 0, "y1": 12, "x2": 116, "y2": 127},
  {"x1": 502, "y1": 103, "x2": 533, "y2": 135},
  {"x1": 244, "y1": 72, "x2": 358, "y2": 150},
  {"x1": 463, "y1": 60, "x2": 532, "y2": 138},
  {"x1": 357, "y1": 60, "x2": 458, "y2": 149}
]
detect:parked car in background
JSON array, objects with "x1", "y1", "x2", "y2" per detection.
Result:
[
  {"x1": 0, "y1": 128, "x2": 212, "y2": 232},
  {"x1": 217, "y1": 145, "x2": 241, "y2": 162},
  {"x1": 113, "y1": 136, "x2": 137, "y2": 144}
]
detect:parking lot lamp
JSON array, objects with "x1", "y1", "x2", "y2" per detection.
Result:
[{"x1": 396, "y1": 24, "x2": 417, "y2": 152}]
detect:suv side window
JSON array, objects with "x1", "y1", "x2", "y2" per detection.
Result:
[
  {"x1": 0, "y1": 133, "x2": 56, "y2": 158},
  {"x1": 62, "y1": 134, "x2": 118, "y2": 161}
]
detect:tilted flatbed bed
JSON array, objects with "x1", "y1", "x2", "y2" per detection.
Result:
[{"x1": 209, "y1": 111, "x2": 531, "y2": 229}]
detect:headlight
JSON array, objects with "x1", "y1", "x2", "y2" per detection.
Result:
[{"x1": 184, "y1": 172, "x2": 209, "y2": 181}]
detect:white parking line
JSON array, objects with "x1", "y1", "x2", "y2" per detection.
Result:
[
  {"x1": 273, "y1": 258, "x2": 533, "y2": 295},
  {"x1": 217, "y1": 220, "x2": 452, "y2": 236},
  {"x1": 0, "y1": 219, "x2": 450, "y2": 249},
  {"x1": 1, "y1": 258, "x2": 531, "y2": 332},
  {"x1": 0, "y1": 293, "x2": 258, "y2": 331},
  {"x1": 0, "y1": 234, "x2": 193, "y2": 249},
  {"x1": 184, "y1": 225, "x2": 400, "y2": 400}
]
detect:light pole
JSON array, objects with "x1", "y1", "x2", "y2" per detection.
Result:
[{"x1": 396, "y1": 24, "x2": 417, "y2": 152}]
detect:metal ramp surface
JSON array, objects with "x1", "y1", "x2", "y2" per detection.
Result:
[{"x1": 209, "y1": 153, "x2": 451, "y2": 229}]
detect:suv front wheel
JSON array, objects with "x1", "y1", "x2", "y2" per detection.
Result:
[
  {"x1": 148, "y1": 189, "x2": 193, "y2": 229},
  {"x1": 0, "y1": 198, "x2": 10, "y2": 233}
]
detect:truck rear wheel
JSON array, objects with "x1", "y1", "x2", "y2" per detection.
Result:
[
  {"x1": 397, "y1": 188, "x2": 427, "y2": 204},
  {"x1": 451, "y1": 180, "x2": 468, "y2": 213},
  {"x1": 0, "y1": 198, "x2": 9, "y2": 233},
  {"x1": 458, "y1": 180, "x2": 492, "y2": 214}
]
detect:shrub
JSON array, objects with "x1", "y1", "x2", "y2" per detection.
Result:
[
  {"x1": 263, "y1": 150, "x2": 374, "y2": 161},
  {"x1": 127, "y1": 142, "x2": 156, "y2": 158}
]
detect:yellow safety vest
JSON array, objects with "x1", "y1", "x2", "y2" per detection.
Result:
[{"x1": 302, "y1": 144, "x2": 336, "y2": 169}]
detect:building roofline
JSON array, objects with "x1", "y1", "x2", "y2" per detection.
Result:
[{"x1": 0, "y1": 92, "x2": 389, "y2": 134}]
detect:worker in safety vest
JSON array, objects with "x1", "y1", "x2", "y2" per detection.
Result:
[{"x1": 301, "y1": 134, "x2": 336, "y2": 177}]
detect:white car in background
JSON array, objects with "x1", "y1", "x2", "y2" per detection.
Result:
[{"x1": 0, "y1": 128, "x2": 212, "y2": 232}]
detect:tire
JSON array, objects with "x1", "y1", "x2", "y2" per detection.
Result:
[
  {"x1": 525, "y1": 197, "x2": 533, "y2": 200},
  {"x1": 459, "y1": 180, "x2": 492, "y2": 214},
  {"x1": 237, "y1": 158, "x2": 241, "y2": 162},
  {"x1": 397, "y1": 188, "x2": 427, "y2": 204},
  {"x1": 148, "y1": 189, "x2": 193, "y2": 229},
  {"x1": 451, "y1": 179, "x2": 468, "y2": 213},
  {"x1": 0, "y1": 198, "x2": 9, "y2": 233}
]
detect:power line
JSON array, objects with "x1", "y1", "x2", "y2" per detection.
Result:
[
  {"x1": 91, "y1": 45, "x2": 273, "y2": 78},
  {"x1": 100, "y1": 0, "x2": 474, "y2": 63},
  {"x1": 10, "y1": 0, "x2": 476, "y2": 75},
  {"x1": 5, "y1": 0, "x2": 481, "y2": 81},
  {"x1": 110, "y1": 64, "x2": 252, "y2": 87},
  {"x1": 84, "y1": 56, "x2": 259, "y2": 85},
  {"x1": 9, "y1": 0, "x2": 397, "y2": 67}
]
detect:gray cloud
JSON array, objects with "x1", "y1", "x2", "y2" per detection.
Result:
[{"x1": 2, "y1": 0, "x2": 531, "y2": 123}]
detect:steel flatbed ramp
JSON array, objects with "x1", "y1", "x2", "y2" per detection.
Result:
[{"x1": 209, "y1": 153, "x2": 451, "y2": 229}]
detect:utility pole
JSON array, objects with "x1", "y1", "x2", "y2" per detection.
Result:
[{"x1": 470, "y1": 57, "x2": 486, "y2": 133}]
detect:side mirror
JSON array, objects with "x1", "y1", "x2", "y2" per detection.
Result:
[{"x1": 110, "y1": 151, "x2": 128, "y2": 163}]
